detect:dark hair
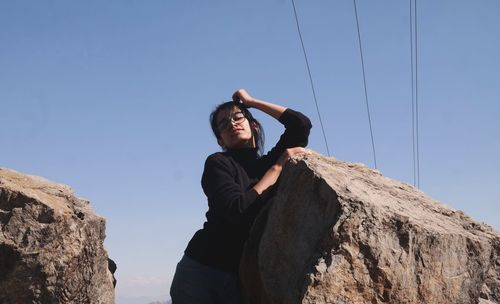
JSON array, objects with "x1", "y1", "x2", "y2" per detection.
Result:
[{"x1": 210, "y1": 101, "x2": 265, "y2": 155}]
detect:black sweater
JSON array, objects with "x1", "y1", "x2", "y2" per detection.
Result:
[{"x1": 185, "y1": 108, "x2": 312, "y2": 273}]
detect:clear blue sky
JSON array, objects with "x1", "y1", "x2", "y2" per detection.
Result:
[{"x1": 1, "y1": 1, "x2": 499, "y2": 302}]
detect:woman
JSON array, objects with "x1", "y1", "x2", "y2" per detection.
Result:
[{"x1": 170, "y1": 89, "x2": 312, "y2": 304}]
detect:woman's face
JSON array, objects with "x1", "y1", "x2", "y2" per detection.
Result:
[{"x1": 216, "y1": 106, "x2": 255, "y2": 149}]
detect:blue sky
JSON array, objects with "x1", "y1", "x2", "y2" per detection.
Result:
[{"x1": 1, "y1": 1, "x2": 499, "y2": 302}]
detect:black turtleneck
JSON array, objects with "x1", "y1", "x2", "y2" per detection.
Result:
[{"x1": 184, "y1": 108, "x2": 312, "y2": 273}]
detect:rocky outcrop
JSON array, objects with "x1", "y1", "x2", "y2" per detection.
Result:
[
  {"x1": 0, "y1": 168, "x2": 115, "y2": 304},
  {"x1": 240, "y1": 152, "x2": 500, "y2": 304}
]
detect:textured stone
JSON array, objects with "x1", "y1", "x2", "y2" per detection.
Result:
[
  {"x1": 240, "y1": 152, "x2": 500, "y2": 304},
  {"x1": 0, "y1": 168, "x2": 115, "y2": 304}
]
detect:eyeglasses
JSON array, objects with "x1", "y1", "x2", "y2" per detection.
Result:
[{"x1": 217, "y1": 112, "x2": 246, "y2": 131}]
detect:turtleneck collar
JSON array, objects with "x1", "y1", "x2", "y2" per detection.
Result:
[{"x1": 225, "y1": 147, "x2": 259, "y2": 162}]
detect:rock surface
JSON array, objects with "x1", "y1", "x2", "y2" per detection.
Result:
[
  {"x1": 0, "y1": 168, "x2": 115, "y2": 303},
  {"x1": 240, "y1": 152, "x2": 500, "y2": 304}
]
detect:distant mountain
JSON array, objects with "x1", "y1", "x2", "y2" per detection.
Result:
[
  {"x1": 116, "y1": 296, "x2": 170, "y2": 304},
  {"x1": 147, "y1": 301, "x2": 171, "y2": 304}
]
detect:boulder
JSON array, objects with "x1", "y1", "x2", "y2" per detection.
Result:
[
  {"x1": 240, "y1": 152, "x2": 500, "y2": 304},
  {"x1": 0, "y1": 168, "x2": 115, "y2": 304}
]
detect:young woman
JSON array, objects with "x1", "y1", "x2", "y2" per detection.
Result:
[{"x1": 170, "y1": 89, "x2": 312, "y2": 304}]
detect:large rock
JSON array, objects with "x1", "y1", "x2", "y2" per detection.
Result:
[
  {"x1": 0, "y1": 168, "x2": 115, "y2": 303},
  {"x1": 240, "y1": 152, "x2": 500, "y2": 304}
]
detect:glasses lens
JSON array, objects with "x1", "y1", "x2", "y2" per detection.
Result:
[
  {"x1": 232, "y1": 112, "x2": 245, "y2": 123},
  {"x1": 217, "y1": 112, "x2": 245, "y2": 132}
]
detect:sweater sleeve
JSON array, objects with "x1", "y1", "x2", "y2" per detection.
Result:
[
  {"x1": 201, "y1": 154, "x2": 263, "y2": 224},
  {"x1": 259, "y1": 108, "x2": 312, "y2": 169}
]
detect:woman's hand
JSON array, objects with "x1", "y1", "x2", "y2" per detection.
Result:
[
  {"x1": 277, "y1": 147, "x2": 310, "y2": 166},
  {"x1": 253, "y1": 147, "x2": 310, "y2": 195},
  {"x1": 232, "y1": 89, "x2": 255, "y2": 107},
  {"x1": 232, "y1": 89, "x2": 287, "y2": 119}
]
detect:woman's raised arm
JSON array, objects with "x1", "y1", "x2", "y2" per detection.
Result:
[{"x1": 232, "y1": 88, "x2": 313, "y2": 195}]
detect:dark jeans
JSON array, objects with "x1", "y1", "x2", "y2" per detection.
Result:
[{"x1": 170, "y1": 255, "x2": 242, "y2": 304}]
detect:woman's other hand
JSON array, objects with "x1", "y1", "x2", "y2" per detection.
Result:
[
  {"x1": 277, "y1": 147, "x2": 310, "y2": 167},
  {"x1": 232, "y1": 89, "x2": 255, "y2": 107},
  {"x1": 253, "y1": 148, "x2": 310, "y2": 195}
]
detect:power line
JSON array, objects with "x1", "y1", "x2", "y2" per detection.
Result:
[
  {"x1": 353, "y1": 0, "x2": 378, "y2": 169},
  {"x1": 410, "y1": 0, "x2": 420, "y2": 188},
  {"x1": 415, "y1": 0, "x2": 420, "y2": 188},
  {"x1": 291, "y1": 0, "x2": 331, "y2": 157},
  {"x1": 410, "y1": 0, "x2": 416, "y2": 186}
]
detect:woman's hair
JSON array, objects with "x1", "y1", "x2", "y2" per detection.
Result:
[{"x1": 210, "y1": 101, "x2": 265, "y2": 155}]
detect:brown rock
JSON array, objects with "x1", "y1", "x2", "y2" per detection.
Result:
[
  {"x1": 240, "y1": 152, "x2": 500, "y2": 304},
  {"x1": 0, "y1": 168, "x2": 115, "y2": 303}
]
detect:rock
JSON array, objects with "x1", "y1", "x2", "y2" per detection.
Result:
[
  {"x1": 240, "y1": 152, "x2": 500, "y2": 304},
  {"x1": 0, "y1": 168, "x2": 115, "y2": 303}
]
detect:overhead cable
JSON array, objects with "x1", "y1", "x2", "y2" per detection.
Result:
[
  {"x1": 410, "y1": 0, "x2": 421, "y2": 188},
  {"x1": 291, "y1": 0, "x2": 331, "y2": 156},
  {"x1": 353, "y1": 0, "x2": 378, "y2": 169}
]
